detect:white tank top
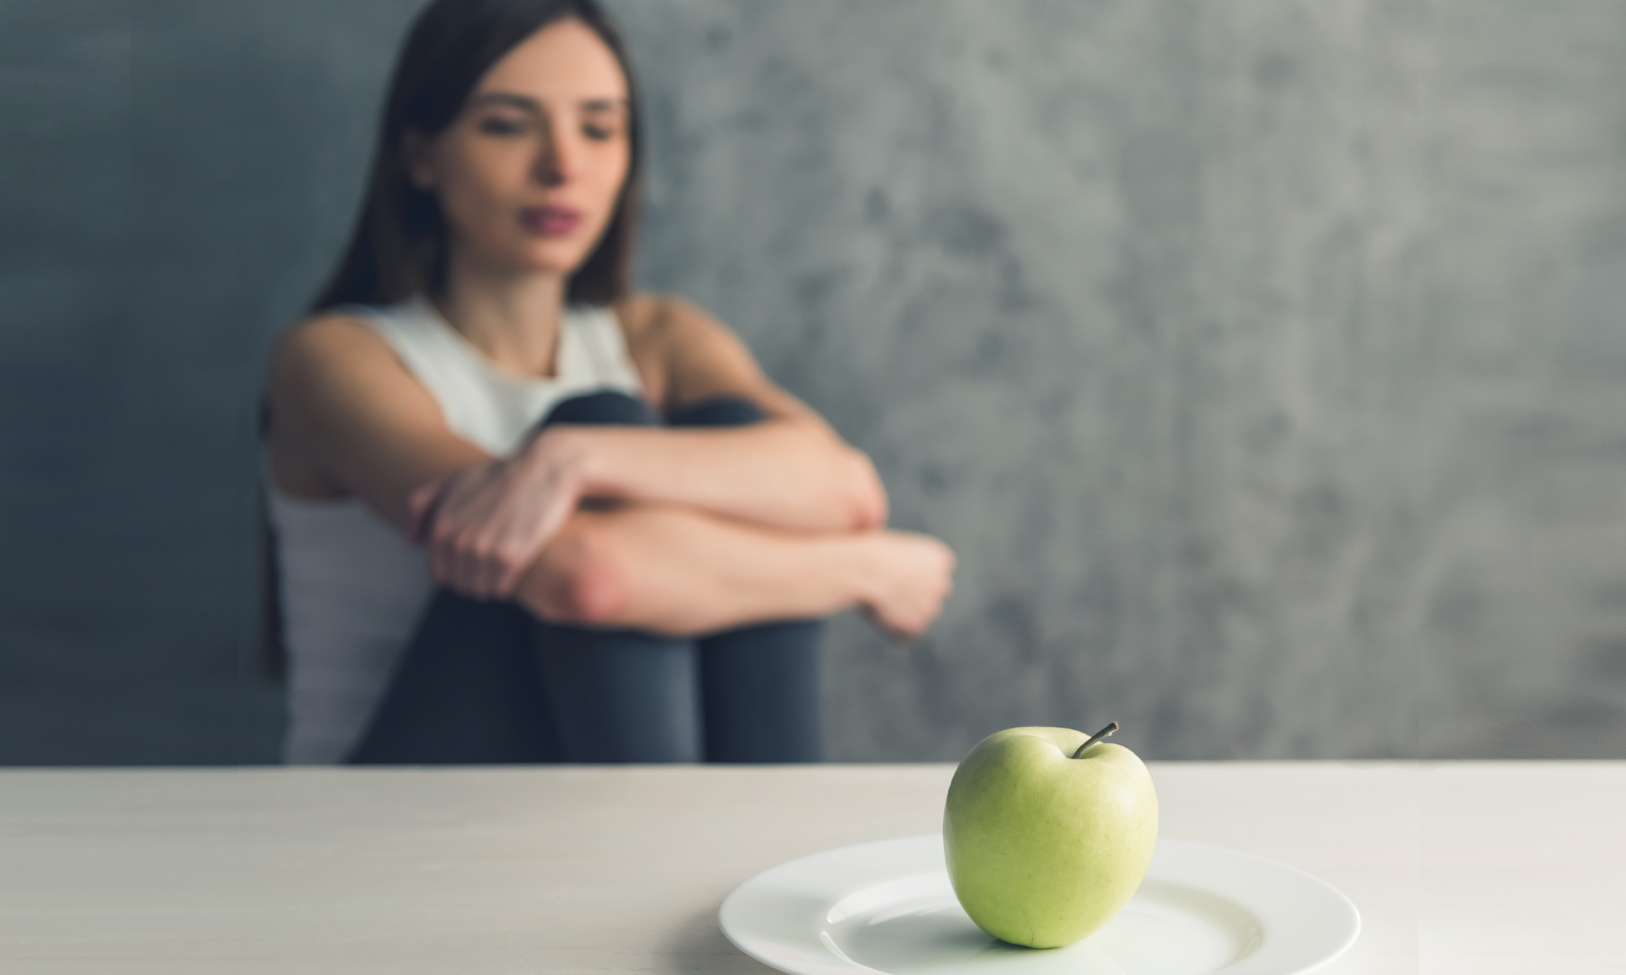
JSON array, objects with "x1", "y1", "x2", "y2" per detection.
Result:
[{"x1": 266, "y1": 297, "x2": 644, "y2": 764}]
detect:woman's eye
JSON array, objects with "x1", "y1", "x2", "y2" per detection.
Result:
[
  {"x1": 478, "y1": 116, "x2": 528, "y2": 137},
  {"x1": 583, "y1": 123, "x2": 619, "y2": 142}
]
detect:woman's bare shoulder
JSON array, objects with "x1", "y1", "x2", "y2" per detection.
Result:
[
  {"x1": 275, "y1": 309, "x2": 384, "y2": 360},
  {"x1": 611, "y1": 292, "x2": 730, "y2": 351},
  {"x1": 611, "y1": 292, "x2": 785, "y2": 412},
  {"x1": 266, "y1": 310, "x2": 435, "y2": 437},
  {"x1": 270, "y1": 310, "x2": 400, "y2": 388}
]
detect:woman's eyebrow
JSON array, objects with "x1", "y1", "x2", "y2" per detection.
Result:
[
  {"x1": 469, "y1": 92, "x2": 628, "y2": 113},
  {"x1": 469, "y1": 91, "x2": 543, "y2": 112}
]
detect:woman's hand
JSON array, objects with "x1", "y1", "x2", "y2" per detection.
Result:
[
  {"x1": 409, "y1": 428, "x2": 588, "y2": 600},
  {"x1": 859, "y1": 531, "x2": 957, "y2": 643}
]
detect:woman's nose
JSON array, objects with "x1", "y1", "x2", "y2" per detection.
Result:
[{"x1": 534, "y1": 123, "x2": 578, "y2": 188}]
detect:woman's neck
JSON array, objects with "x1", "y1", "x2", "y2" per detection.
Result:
[{"x1": 432, "y1": 256, "x2": 569, "y2": 378}]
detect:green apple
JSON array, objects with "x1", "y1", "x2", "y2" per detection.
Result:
[{"x1": 943, "y1": 724, "x2": 1158, "y2": 948}]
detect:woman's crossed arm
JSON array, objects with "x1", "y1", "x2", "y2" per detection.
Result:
[
  {"x1": 267, "y1": 304, "x2": 954, "y2": 640},
  {"x1": 523, "y1": 503, "x2": 953, "y2": 640},
  {"x1": 413, "y1": 296, "x2": 894, "y2": 597}
]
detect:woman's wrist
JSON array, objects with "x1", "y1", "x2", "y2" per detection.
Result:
[
  {"x1": 842, "y1": 531, "x2": 891, "y2": 611},
  {"x1": 522, "y1": 425, "x2": 597, "y2": 496},
  {"x1": 840, "y1": 529, "x2": 956, "y2": 640}
]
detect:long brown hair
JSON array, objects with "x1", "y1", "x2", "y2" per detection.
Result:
[{"x1": 312, "y1": 0, "x2": 643, "y2": 311}]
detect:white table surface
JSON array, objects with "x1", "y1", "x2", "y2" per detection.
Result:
[{"x1": 0, "y1": 762, "x2": 1621, "y2": 974}]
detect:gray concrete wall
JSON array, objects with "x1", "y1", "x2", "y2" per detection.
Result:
[{"x1": 1, "y1": 0, "x2": 1622, "y2": 763}]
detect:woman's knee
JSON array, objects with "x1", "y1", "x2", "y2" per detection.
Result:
[
  {"x1": 666, "y1": 395, "x2": 767, "y2": 428},
  {"x1": 539, "y1": 389, "x2": 659, "y2": 429},
  {"x1": 543, "y1": 391, "x2": 766, "y2": 431}
]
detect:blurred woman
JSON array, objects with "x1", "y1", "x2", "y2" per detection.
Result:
[{"x1": 263, "y1": 0, "x2": 954, "y2": 765}]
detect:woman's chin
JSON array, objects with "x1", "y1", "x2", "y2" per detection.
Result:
[
  {"x1": 449, "y1": 230, "x2": 603, "y2": 281},
  {"x1": 461, "y1": 249, "x2": 588, "y2": 283},
  {"x1": 518, "y1": 242, "x2": 594, "y2": 277}
]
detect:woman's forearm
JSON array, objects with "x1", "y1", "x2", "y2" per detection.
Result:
[
  {"x1": 539, "y1": 421, "x2": 888, "y2": 533},
  {"x1": 516, "y1": 504, "x2": 951, "y2": 639},
  {"x1": 410, "y1": 418, "x2": 889, "y2": 601},
  {"x1": 518, "y1": 504, "x2": 871, "y2": 634}
]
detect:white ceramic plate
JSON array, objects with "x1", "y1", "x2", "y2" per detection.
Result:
[{"x1": 720, "y1": 835, "x2": 1359, "y2": 975}]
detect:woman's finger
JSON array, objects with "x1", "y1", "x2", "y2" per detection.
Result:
[
  {"x1": 492, "y1": 542, "x2": 524, "y2": 599},
  {"x1": 455, "y1": 535, "x2": 485, "y2": 599},
  {"x1": 432, "y1": 524, "x2": 460, "y2": 590},
  {"x1": 479, "y1": 537, "x2": 509, "y2": 600},
  {"x1": 406, "y1": 482, "x2": 440, "y2": 545}
]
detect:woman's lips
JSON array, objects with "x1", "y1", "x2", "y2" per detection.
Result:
[{"x1": 519, "y1": 206, "x2": 582, "y2": 236}]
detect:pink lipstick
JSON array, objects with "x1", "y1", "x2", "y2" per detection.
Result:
[{"x1": 520, "y1": 206, "x2": 582, "y2": 236}]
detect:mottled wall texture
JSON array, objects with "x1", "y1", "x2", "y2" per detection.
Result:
[{"x1": 2, "y1": 1, "x2": 1623, "y2": 763}]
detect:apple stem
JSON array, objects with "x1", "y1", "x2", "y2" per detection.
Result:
[{"x1": 1071, "y1": 721, "x2": 1120, "y2": 759}]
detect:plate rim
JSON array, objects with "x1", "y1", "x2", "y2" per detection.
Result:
[{"x1": 719, "y1": 834, "x2": 1361, "y2": 975}]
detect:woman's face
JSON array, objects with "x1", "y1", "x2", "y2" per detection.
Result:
[{"x1": 409, "y1": 18, "x2": 632, "y2": 281}]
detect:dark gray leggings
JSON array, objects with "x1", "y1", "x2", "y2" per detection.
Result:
[{"x1": 348, "y1": 391, "x2": 824, "y2": 764}]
